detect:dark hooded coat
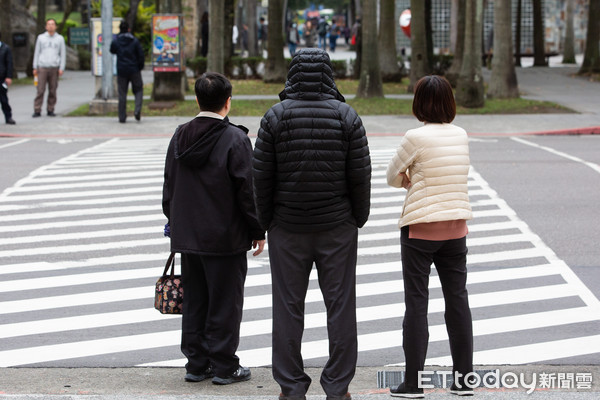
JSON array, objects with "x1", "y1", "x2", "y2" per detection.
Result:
[
  {"x1": 162, "y1": 116, "x2": 265, "y2": 255},
  {"x1": 252, "y1": 48, "x2": 371, "y2": 233},
  {"x1": 110, "y1": 32, "x2": 144, "y2": 76}
]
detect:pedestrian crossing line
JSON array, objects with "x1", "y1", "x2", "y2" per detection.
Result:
[
  {"x1": 0, "y1": 204, "x2": 160, "y2": 222},
  {"x1": 1, "y1": 286, "x2": 591, "y2": 368},
  {"x1": 0, "y1": 186, "x2": 162, "y2": 203},
  {"x1": 0, "y1": 226, "x2": 162, "y2": 246},
  {"x1": 35, "y1": 165, "x2": 162, "y2": 176},
  {"x1": 7, "y1": 177, "x2": 164, "y2": 193},
  {"x1": 18, "y1": 194, "x2": 163, "y2": 208},
  {"x1": 0, "y1": 214, "x2": 164, "y2": 234},
  {"x1": 29, "y1": 171, "x2": 162, "y2": 184},
  {"x1": 424, "y1": 334, "x2": 600, "y2": 366}
]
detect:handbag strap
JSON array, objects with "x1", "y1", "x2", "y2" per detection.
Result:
[{"x1": 162, "y1": 252, "x2": 176, "y2": 277}]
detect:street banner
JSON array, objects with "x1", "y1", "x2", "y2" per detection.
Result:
[
  {"x1": 152, "y1": 14, "x2": 184, "y2": 72},
  {"x1": 90, "y1": 18, "x2": 120, "y2": 77}
]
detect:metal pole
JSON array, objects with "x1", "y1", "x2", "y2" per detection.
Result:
[{"x1": 101, "y1": 0, "x2": 114, "y2": 99}]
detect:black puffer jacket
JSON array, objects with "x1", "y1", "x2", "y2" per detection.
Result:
[
  {"x1": 253, "y1": 48, "x2": 371, "y2": 233},
  {"x1": 163, "y1": 116, "x2": 265, "y2": 255},
  {"x1": 110, "y1": 32, "x2": 144, "y2": 76}
]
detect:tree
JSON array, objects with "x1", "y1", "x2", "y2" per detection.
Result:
[
  {"x1": 562, "y1": 0, "x2": 576, "y2": 64},
  {"x1": 515, "y1": 0, "x2": 522, "y2": 67},
  {"x1": 356, "y1": 0, "x2": 383, "y2": 98},
  {"x1": 58, "y1": 0, "x2": 82, "y2": 35},
  {"x1": 455, "y1": 0, "x2": 484, "y2": 108},
  {"x1": 446, "y1": 0, "x2": 466, "y2": 86},
  {"x1": 488, "y1": 0, "x2": 518, "y2": 99},
  {"x1": 0, "y1": 0, "x2": 12, "y2": 49},
  {"x1": 532, "y1": 0, "x2": 546, "y2": 66},
  {"x1": 378, "y1": 0, "x2": 401, "y2": 81},
  {"x1": 246, "y1": 0, "x2": 258, "y2": 57},
  {"x1": 408, "y1": 0, "x2": 429, "y2": 92},
  {"x1": 36, "y1": 0, "x2": 47, "y2": 35},
  {"x1": 579, "y1": 0, "x2": 600, "y2": 74},
  {"x1": 207, "y1": 0, "x2": 225, "y2": 73},
  {"x1": 126, "y1": 0, "x2": 143, "y2": 30},
  {"x1": 263, "y1": 0, "x2": 286, "y2": 83}
]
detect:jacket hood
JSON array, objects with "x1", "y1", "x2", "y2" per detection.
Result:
[
  {"x1": 174, "y1": 117, "x2": 228, "y2": 167},
  {"x1": 279, "y1": 48, "x2": 345, "y2": 102},
  {"x1": 117, "y1": 32, "x2": 136, "y2": 43}
]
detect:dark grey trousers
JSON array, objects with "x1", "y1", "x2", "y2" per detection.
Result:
[
  {"x1": 180, "y1": 252, "x2": 247, "y2": 377},
  {"x1": 268, "y1": 222, "x2": 358, "y2": 398},
  {"x1": 117, "y1": 72, "x2": 143, "y2": 122},
  {"x1": 400, "y1": 225, "x2": 473, "y2": 388}
]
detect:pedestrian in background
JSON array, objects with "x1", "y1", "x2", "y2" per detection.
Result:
[
  {"x1": 317, "y1": 17, "x2": 329, "y2": 50},
  {"x1": 386, "y1": 75, "x2": 474, "y2": 398},
  {"x1": 329, "y1": 18, "x2": 340, "y2": 52},
  {"x1": 258, "y1": 17, "x2": 268, "y2": 56},
  {"x1": 0, "y1": 35, "x2": 16, "y2": 125},
  {"x1": 162, "y1": 72, "x2": 265, "y2": 386},
  {"x1": 200, "y1": 12, "x2": 209, "y2": 57},
  {"x1": 253, "y1": 48, "x2": 371, "y2": 400},
  {"x1": 110, "y1": 20, "x2": 144, "y2": 123},
  {"x1": 32, "y1": 18, "x2": 66, "y2": 118},
  {"x1": 287, "y1": 22, "x2": 299, "y2": 57}
]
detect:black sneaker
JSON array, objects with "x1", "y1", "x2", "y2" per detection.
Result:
[
  {"x1": 279, "y1": 394, "x2": 306, "y2": 400},
  {"x1": 184, "y1": 365, "x2": 214, "y2": 382},
  {"x1": 450, "y1": 383, "x2": 473, "y2": 396},
  {"x1": 390, "y1": 382, "x2": 424, "y2": 398},
  {"x1": 47, "y1": 111, "x2": 56, "y2": 117},
  {"x1": 134, "y1": 112, "x2": 141, "y2": 121},
  {"x1": 32, "y1": 112, "x2": 41, "y2": 118},
  {"x1": 212, "y1": 365, "x2": 251, "y2": 385},
  {"x1": 6, "y1": 118, "x2": 15, "y2": 125}
]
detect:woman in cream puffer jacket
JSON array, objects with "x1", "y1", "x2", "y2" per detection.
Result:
[{"x1": 386, "y1": 75, "x2": 475, "y2": 398}]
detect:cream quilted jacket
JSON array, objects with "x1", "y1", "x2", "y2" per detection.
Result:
[{"x1": 386, "y1": 123, "x2": 473, "y2": 228}]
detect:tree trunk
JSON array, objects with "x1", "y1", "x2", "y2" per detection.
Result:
[
  {"x1": 456, "y1": 0, "x2": 484, "y2": 108},
  {"x1": 532, "y1": 0, "x2": 546, "y2": 66},
  {"x1": 0, "y1": 0, "x2": 12, "y2": 49},
  {"x1": 207, "y1": 0, "x2": 225, "y2": 73},
  {"x1": 224, "y1": 0, "x2": 234, "y2": 65},
  {"x1": 562, "y1": 0, "x2": 576, "y2": 64},
  {"x1": 36, "y1": 0, "x2": 47, "y2": 35},
  {"x1": 408, "y1": 0, "x2": 429, "y2": 92},
  {"x1": 378, "y1": 0, "x2": 400, "y2": 81},
  {"x1": 579, "y1": 0, "x2": 600, "y2": 74},
  {"x1": 246, "y1": 0, "x2": 258, "y2": 57},
  {"x1": 196, "y1": 0, "x2": 208, "y2": 57},
  {"x1": 488, "y1": 0, "x2": 518, "y2": 98},
  {"x1": 126, "y1": 0, "x2": 143, "y2": 31},
  {"x1": 446, "y1": 0, "x2": 465, "y2": 86},
  {"x1": 263, "y1": 0, "x2": 286, "y2": 83},
  {"x1": 425, "y1": 0, "x2": 434, "y2": 72},
  {"x1": 515, "y1": 0, "x2": 522, "y2": 67},
  {"x1": 357, "y1": 0, "x2": 383, "y2": 98},
  {"x1": 58, "y1": 0, "x2": 82, "y2": 35}
]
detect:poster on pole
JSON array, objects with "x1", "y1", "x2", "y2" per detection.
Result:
[
  {"x1": 91, "y1": 18, "x2": 120, "y2": 76},
  {"x1": 152, "y1": 14, "x2": 184, "y2": 72}
]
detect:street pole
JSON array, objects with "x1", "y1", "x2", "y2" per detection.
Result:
[{"x1": 101, "y1": 0, "x2": 114, "y2": 99}]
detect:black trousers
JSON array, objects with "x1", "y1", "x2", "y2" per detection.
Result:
[
  {"x1": 180, "y1": 252, "x2": 247, "y2": 377},
  {"x1": 268, "y1": 222, "x2": 358, "y2": 398},
  {"x1": 0, "y1": 83, "x2": 11, "y2": 122},
  {"x1": 117, "y1": 72, "x2": 143, "y2": 122},
  {"x1": 400, "y1": 225, "x2": 473, "y2": 388}
]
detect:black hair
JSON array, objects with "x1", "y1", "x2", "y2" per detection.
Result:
[
  {"x1": 412, "y1": 75, "x2": 456, "y2": 123},
  {"x1": 119, "y1": 20, "x2": 129, "y2": 34},
  {"x1": 194, "y1": 72, "x2": 232, "y2": 112}
]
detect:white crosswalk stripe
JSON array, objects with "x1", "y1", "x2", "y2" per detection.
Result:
[{"x1": 1, "y1": 140, "x2": 599, "y2": 369}]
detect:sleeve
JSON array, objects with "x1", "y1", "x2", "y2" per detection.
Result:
[
  {"x1": 229, "y1": 135, "x2": 266, "y2": 240},
  {"x1": 252, "y1": 113, "x2": 277, "y2": 230},
  {"x1": 59, "y1": 35, "x2": 66, "y2": 71},
  {"x1": 345, "y1": 109, "x2": 372, "y2": 228},
  {"x1": 386, "y1": 132, "x2": 418, "y2": 188},
  {"x1": 6, "y1": 47, "x2": 13, "y2": 79},
  {"x1": 110, "y1": 39, "x2": 117, "y2": 55},
  {"x1": 162, "y1": 138, "x2": 175, "y2": 221},
  {"x1": 32, "y1": 36, "x2": 41, "y2": 70},
  {"x1": 136, "y1": 39, "x2": 145, "y2": 71}
]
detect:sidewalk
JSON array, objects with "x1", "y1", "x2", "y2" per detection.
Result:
[
  {"x1": 1, "y1": 365, "x2": 599, "y2": 399},
  {"x1": 1, "y1": 52, "x2": 599, "y2": 138}
]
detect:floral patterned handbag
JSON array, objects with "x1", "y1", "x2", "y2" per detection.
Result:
[{"x1": 154, "y1": 252, "x2": 183, "y2": 314}]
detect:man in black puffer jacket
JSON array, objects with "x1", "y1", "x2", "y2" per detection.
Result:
[
  {"x1": 110, "y1": 20, "x2": 144, "y2": 123},
  {"x1": 163, "y1": 72, "x2": 265, "y2": 386},
  {"x1": 253, "y1": 48, "x2": 371, "y2": 400}
]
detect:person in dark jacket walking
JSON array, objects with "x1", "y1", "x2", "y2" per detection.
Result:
[
  {"x1": 162, "y1": 72, "x2": 265, "y2": 386},
  {"x1": 110, "y1": 20, "x2": 144, "y2": 123},
  {"x1": 0, "y1": 37, "x2": 16, "y2": 125},
  {"x1": 253, "y1": 48, "x2": 371, "y2": 400}
]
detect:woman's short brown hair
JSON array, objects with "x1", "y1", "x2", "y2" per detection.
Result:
[{"x1": 412, "y1": 75, "x2": 456, "y2": 123}]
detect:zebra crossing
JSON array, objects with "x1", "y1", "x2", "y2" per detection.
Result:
[{"x1": 1, "y1": 138, "x2": 599, "y2": 368}]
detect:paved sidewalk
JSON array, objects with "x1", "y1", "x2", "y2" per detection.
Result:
[{"x1": 0, "y1": 53, "x2": 599, "y2": 138}]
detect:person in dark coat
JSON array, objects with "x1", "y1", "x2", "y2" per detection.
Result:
[
  {"x1": 162, "y1": 72, "x2": 265, "y2": 386},
  {"x1": 110, "y1": 20, "x2": 144, "y2": 123},
  {"x1": 253, "y1": 48, "x2": 371, "y2": 400},
  {"x1": 0, "y1": 36, "x2": 15, "y2": 125}
]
